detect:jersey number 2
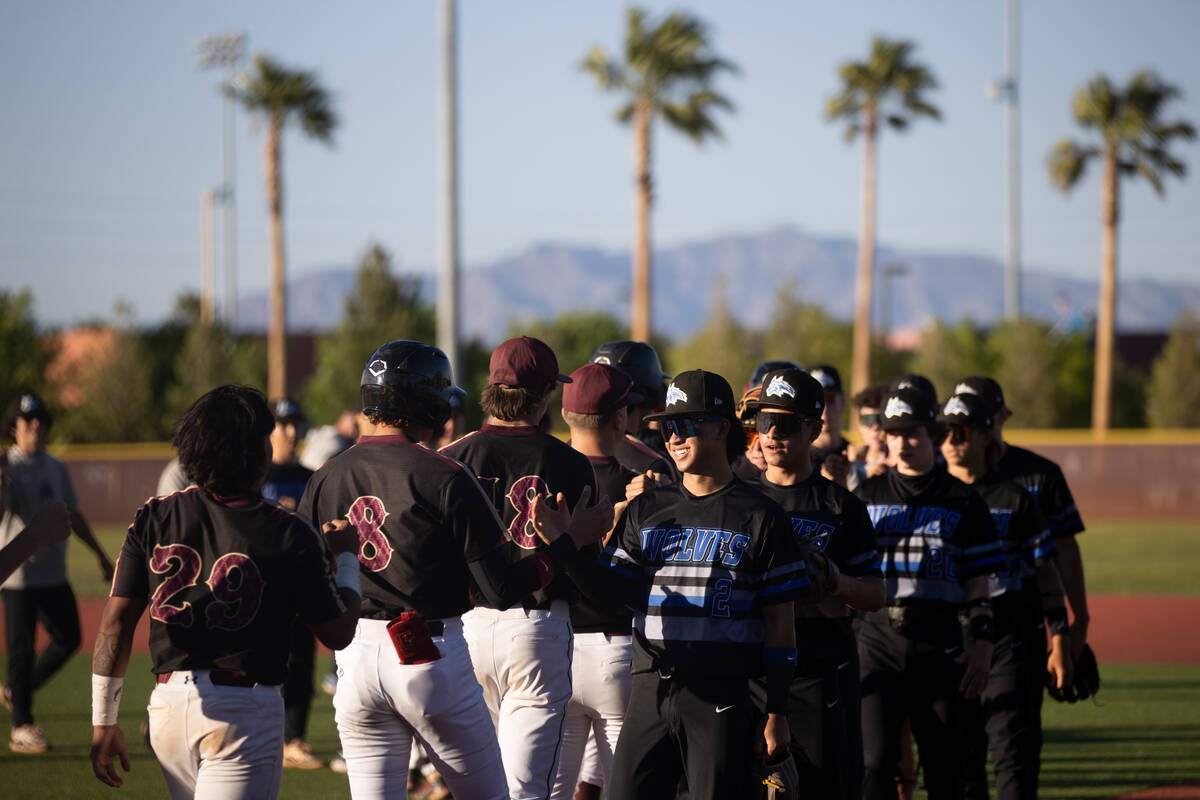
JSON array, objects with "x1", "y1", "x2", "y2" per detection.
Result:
[{"x1": 148, "y1": 544, "x2": 264, "y2": 631}]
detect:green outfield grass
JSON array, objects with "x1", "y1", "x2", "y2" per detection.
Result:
[
  {"x1": 65, "y1": 518, "x2": 1200, "y2": 599},
  {"x1": 0, "y1": 658, "x2": 1196, "y2": 799}
]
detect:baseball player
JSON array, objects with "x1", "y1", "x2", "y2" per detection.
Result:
[
  {"x1": 733, "y1": 361, "x2": 803, "y2": 479},
  {"x1": 89, "y1": 385, "x2": 363, "y2": 798},
  {"x1": 257, "y1": 397, "x2": 327, "y2": 769},
  {"x1": 746, "y1": 367, "x2": 885, "y2": 798},
  {"x1": 854, "y1": 386, "x2": 1003, "y2": 800},
  {"x1": 299, "y1": 340, "x2": 612, "y2": 800},
  {"x1": 440, "y1": 335, "x2": 600, "y2": 800},
  {"x1": 939, "y1": 391, "x2": 1073, "y2": 800},
  {"x1": 849, "y1": 383, "x2": 890, "y2": 479},
  {"x1": 952, "y1": 377, "x2": 1092, "y2": 774},
  {"x1": 559, "y1": 369, "x2": 811, "y2": 799},
  {"x1": 0, "y1": 500, "x2": 70, "y2": 586},
  {"x1": 807, "y1": 365, "x2": 863, "y2": 491},
  {"x1": 2, "y1": 393, "x2": 114, "y2": 754},
  {"x1": 589, "y1": 340, "x2": 676, "y2": 482},
  {"x1": 551, "y1": 362, "x2": 643, "y2": 800}
]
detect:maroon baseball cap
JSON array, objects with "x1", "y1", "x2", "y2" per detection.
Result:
[
  {"x1": 562, "y1": 363, "x2": 645, "y2": 415},
  {"x1": 488, "y1": 336, "x2": 572, "y2": 388}
]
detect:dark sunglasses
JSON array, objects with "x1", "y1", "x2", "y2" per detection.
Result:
[
  {"x1": 660, "y1": 416, "x2": 725, "y2": 440},
  {"x1": 859, "y1": 413, "x2": 881, "y2": 428},
  {"x1": 754, "y1": 411, "x2": 814, "y2": 437},
  {"x1": 947, "y1": 425, "x2": 974, "y2": 444}
]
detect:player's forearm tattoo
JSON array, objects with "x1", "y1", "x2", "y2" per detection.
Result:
[{"x1": 93, "y1": 630, "x2": 121, "y2": 675}]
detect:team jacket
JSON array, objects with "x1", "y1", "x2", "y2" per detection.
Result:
[
  {"x1": 755, "y1": 471, "x2": 881, "y2": 620},
  {"x1": 112, "y1": 487, "x2": 345, "y2": 684},
  {"x1": 298, "y1": 434, "x2": 509, "y2": 621},
  {"x1": 569, "y1": 455, "x2": 638, "y2": 634},
  {"x1": 442, "y1": 424, "x2": 598, "y2": 609},
  {"x1": 855, "y1": 468, "x2": 1004, "y2": 606},
  {"x1": 594, "y1": 479, "x2": 810, "y2": 679},
  {"x1": 967, "y1": 474, "x2": 1055, "y2": 597},
  {"x1": 995, "y1": 445, "x2": 1085, "y2": 539}
]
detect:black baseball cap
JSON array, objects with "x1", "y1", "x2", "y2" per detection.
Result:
[
  {"x1": 808, "y1": 364, "x2": 843, "y2": 396},
  {"x1": 890, "y1": 373, "x2": 938, "y2": 405},
  {"x1": 748, "y1": 367, "x2": 825, "y2": 420},
  {"x1": 271, "y1": 397, "x2": 307, "y2": 424},
  {"x1": 747, "y1": 360, "x2": 803, "y2": 391},
  {"x1": 4, "y1": 393, "x2": 52, "y2": 433},
  {"x1": 590, "y1": 340, "x2": 671, "y2": 405},
  {"x1": 643, "y1": 369, "x2": 736, "y2": 422},
  {"x1": 952, "y1": 376, "x2": 1006, "y2": 415},
  {"x1": 880, "y1": 387, "x2": 939, "y2": 431},
  {"x1": 938, "y1": 393, "x2": 994, "y2": 429}
]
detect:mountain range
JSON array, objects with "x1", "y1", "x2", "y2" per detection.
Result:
[{"x1": 234, "y1": 225, "x2": 1200, "y2": 343}]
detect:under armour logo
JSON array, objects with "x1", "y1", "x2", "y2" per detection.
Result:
[
  {"x1": 368, "y1": 360, "x2": 388, "y2": 377},
  {"x1": 884, "y1": 397, "x2": 914, "y2": 419},
  {"x1": 765, "y1": 375, "x2": 795, "y2": 399},
  {"x1": 943, "y1": 396, "x2": 971, "y2": 418},
  {"x1": 666, "y1": 385, "x2": 688, "y2": 406}
]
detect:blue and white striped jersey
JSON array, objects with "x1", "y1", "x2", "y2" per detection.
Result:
[
  {"x1": 855, "y1": 468, "x2": 1004, "y2": 605},
  {"x1": 603, "y1": 478, "x2": 810, "y2": 679}
]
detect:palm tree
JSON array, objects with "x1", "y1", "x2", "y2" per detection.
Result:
[
  {"x1": 826, "y1": 37, "x2": 939, "y2": 395},
  {"x1": 230, "y1": 55, "x2": 337, "y2": 399},
  {"x1": 1049, "y1": 71, "x2": 1194, "y2": 432},
  {"x1": 582, "y1": 7, "x2": 735, "y2": 343}
]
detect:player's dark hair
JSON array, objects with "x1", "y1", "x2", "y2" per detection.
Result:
[
  {"x1": 852, "y1": 383, "x2": 888, "y2": 412},
  {"x1": 481, "y1": 383, "x2": 550, "y2": 422},
  {"x1": 173, "y1": 385, "x2": 275, "y2": 495},
  {"x1": 360, "y1": 385, "x2": 423, "y2": 431}
]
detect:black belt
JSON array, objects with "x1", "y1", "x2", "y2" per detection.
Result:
[
  {"x1": 427, "y1": 620, "x2": 444, "y2": 636},
  {"x1": 156, "y1": 669, "x2": 276, "y2": 688}
]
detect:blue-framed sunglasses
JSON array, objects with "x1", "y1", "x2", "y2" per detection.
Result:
[{"x1": 660, "y1": 416, "x2": 725, "y2": 440}]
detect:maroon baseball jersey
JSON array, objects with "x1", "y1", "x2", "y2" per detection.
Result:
[
  {"x1": 616, "y1": 432, "x2": 674, "y2": 481},
  {"x1": 570, "y1": 455, "x2": 638, "y2": 633},
  {"x1": 298, "y1": 434, "x2": 509, "y2": 621},
  {"x1": 441, "y1": 424, "x2": 598, "y2": 609},
  {"x1": 111, "y1": 487, "x2": 345, "y2": 684}
]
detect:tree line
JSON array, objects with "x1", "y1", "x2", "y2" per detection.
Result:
[{"x1": 3, "y1": 244, "x2": 1200, "y2": 445}]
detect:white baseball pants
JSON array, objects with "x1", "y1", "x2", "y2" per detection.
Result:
[
  {"x1": 463, "y1": 600, "x2": 574, "y2": 800},
  {"x1": 147, "y1": 670, "x2": 285, "y2": 800},
  {"x1": 550, "y1": 632, "x2": 632, "y2": 799},
  {"x1": 333, "y1": 617, "x2": 507, "y2": 800}
]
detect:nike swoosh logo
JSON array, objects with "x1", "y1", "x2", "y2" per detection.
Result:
[
  {"x1": 836, "y1": 661, "x2": 849, "y2": 670},
  {"x1": 715, "y1": 705, "x2": 736, "y2": 714},
  {"x1": 944, "y1": 647, "x2": 959, "y2": 654},
  {"x1": 826, "y1": 698, "x2": 839, "y2": 708}
]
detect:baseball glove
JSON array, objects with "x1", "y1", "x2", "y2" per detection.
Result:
[
  {"x1": 753, "y1": 751, "x2": 799, "y2": 800},
  {"x1": 1047, "y1": 643, "x2": 1100, "y2": 703}
]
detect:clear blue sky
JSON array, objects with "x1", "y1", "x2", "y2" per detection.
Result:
[{"x1": 2, "y1": 0, "x2": 1198, "y2": 327}]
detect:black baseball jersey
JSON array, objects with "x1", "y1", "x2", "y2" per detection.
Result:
[
  {"x1": 995, "y1": 444, "x2": 1084, "y2": 539},
  {"x1": 968, "y1": 475, "x2": 1055, "y2": 595},
  {"x1": 111, "y1": 486, "x2": 345, "y2": 684},
  {"x1": 603, "y1": 479, "x2": 810, "y2": 679},
  {"x1": 855, "y1": 468, "x2": 1003, "y2": 605},
  {"x1": 755, "y1": 471, "x2": 881, "y2": 619},
  {"x1": 617, "y1": 432, "x2": 674, "y2": 480},
  {"x1": 570, "y1": 456, "x2": 638, "y2": 633},
  {"x1": 298, "y1": 434, "x2": 508, "y2": 621},
  {"x1": 261, "y1": 462, "x2": 312, "y2": 509},
  {"x1": 441, "y1": 424, "x2": 598, "y2": 609}
]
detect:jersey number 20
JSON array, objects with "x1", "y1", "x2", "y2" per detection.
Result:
[{"x1": 149, "y1": 544, "x2": 264, "y2": 631}]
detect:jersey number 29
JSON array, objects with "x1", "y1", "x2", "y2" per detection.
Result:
[{"x1": 149, "y1": 544, "x2": 264, "y2": 631}]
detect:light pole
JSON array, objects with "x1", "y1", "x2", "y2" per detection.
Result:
[
  {"x1": 437, "y1": 0, "x2": 461, "y2": 378},
  {"x1": 987, "y1": 0, "x2": 1020, "y2": 320},
  {"x1": 880, "y1": 262, "x2": 909, "y2": 346},
  {"x1": 196, "y1": 32, "x2": 246, "y2": 327}
]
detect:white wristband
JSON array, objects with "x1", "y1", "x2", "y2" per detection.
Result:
[
  {"x1": 92, "y1": 674, "x2": 124, "y2": 726},
  {"x1": 335, "y1": 551, "x2": 361, "y2": 596}
]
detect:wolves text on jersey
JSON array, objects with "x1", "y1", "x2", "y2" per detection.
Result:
[{"x1": 637, "y1": 526, "x2": 750, "y2": 567}]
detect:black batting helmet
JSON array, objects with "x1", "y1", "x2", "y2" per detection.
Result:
[
  {"x1": 360, "y1": 340, "x2": 465, "y2": 429},
  {"x1": 590, "y1": 340, "x2": 671, "y2": 406}
]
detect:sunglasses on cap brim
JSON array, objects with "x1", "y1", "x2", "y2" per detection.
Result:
[{"x1": 659, "y1": 416, "x2": 726, "y2": 440}]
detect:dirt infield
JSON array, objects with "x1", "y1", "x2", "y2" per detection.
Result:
[
  {"x1": 1116, "y1": 783, "x2": 1200, "y2": 799},
  {"x1": 2, "y1": 592, "x2": 1198, "y2": 663}
]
